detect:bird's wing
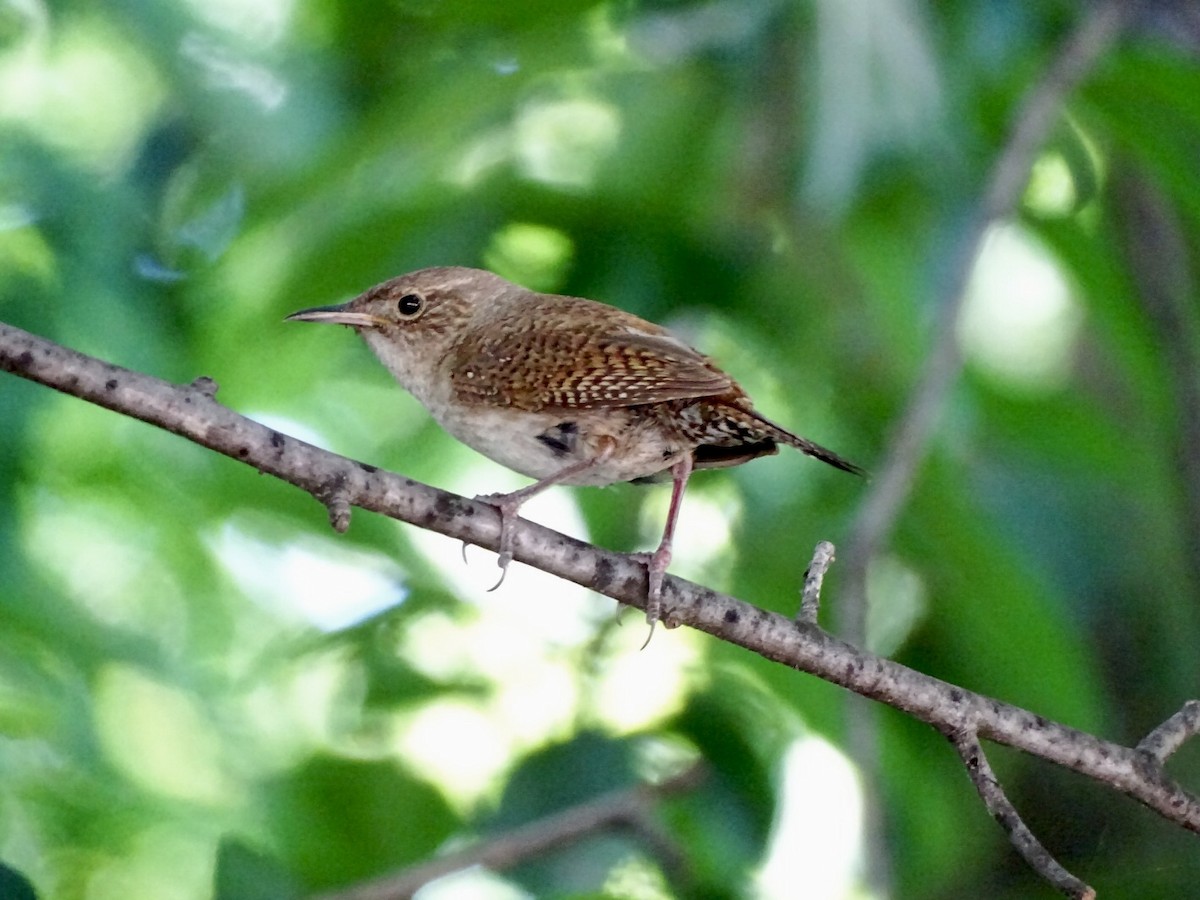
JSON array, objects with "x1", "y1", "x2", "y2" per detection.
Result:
[{"x1": 449, "y1": 326, "x2": 734, "y2": 412}]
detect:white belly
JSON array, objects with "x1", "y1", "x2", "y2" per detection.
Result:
[{"x1": 433, "y1": 404, "x2": 685, "y2": 486}]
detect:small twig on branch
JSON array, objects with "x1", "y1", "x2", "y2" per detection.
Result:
[
  {"x1": 797, "y1": 540, "x2": 836, "y2": 625},
  {"x1": 190, "y1": 375, "x2": 219, "y2": 398},
  {"x1": 4, "y1": 321, "x2": 1200, "y2": 897},
  {"x1": 310, "y1": 765, "x2": 706, "y2": 900},
  {"x1": 1137, "y1": 700, "x2": 1200, "y2": 765},
  {"x1": 949, "y1": 728, "x2": 1095, "y2": 899},
  {"x1": 316, "y1": 473, "x2": 354, "y2": 533}
]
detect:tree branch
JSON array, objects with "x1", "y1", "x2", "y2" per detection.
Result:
[
  {"x1": 1113, "y1": 169, "x2": 1200, "y2": 592},
  {"x1": 1138, "y1": 701, "x2": 1200, "y2": 765},
  {"x1": 949, "y1": 728, "x2": 1095, "y2": 899},
  {"x1": 841, "y1": 0, "x2": 1132, "y2": 627},
  {"x1": 310, "y1": 766, "x2": 707, "y2": 900},
  {"x1": 3, "y1": 320, "x2": 1199, "y2": 896},
  {"x1": 836, "y1": 6, "x2": 1131, "y2": 891},
  {"x1": 796, "y1": 539, "x2": 835, "y2": 625}
]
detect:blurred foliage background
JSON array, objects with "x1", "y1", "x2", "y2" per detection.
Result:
[{"x1": 2, "y1": 0, "x2": 1200, "y2": 898}]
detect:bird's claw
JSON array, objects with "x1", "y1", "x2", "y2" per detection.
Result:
[
  {"x1": 639, "y1": 618, "x2": 657, "y2": 651},
  {"x1": 475, "y1": 492, "x2": 519, "y2": 592},
  {"x1": 488, "y1": 551, "x2": 513, "y2": 592},
  {"x1": 630, "y1": 542, "x2": 672, "y2": 649}
]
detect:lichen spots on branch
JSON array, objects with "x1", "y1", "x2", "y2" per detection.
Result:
[
  {"x1": 190, "y1": 376, "x2": 219, "y2": 398},
  {"x1": 434, "y1": 492, "x2": 471, "y2": 519},
  {"x1": 593, "y1": 555, "x2": 617, "y2": 590}
]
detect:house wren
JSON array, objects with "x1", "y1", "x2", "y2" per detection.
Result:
[{"x1": 287, "y1": 266, "x2": 863, "y2": 628}]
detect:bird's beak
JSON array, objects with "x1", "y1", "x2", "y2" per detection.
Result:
[{"x1": 285, "y1": 302, "x2": 385, "y2": 328}]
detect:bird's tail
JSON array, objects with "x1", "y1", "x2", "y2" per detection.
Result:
[{"x1": 751, "y1": 411, "x2": 867, "y2": 478}]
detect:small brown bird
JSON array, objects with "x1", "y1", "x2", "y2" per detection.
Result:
[{"x1": 287, "y1": 266, "x2": 862, "y2": 628}]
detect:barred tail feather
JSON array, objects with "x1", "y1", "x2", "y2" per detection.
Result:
[
  {"x1": 786, "y1": 433, "x2": 866, "y2": 477},
  {"x1": 751, "y1": 412, "x2": 867, "y2": 478}
]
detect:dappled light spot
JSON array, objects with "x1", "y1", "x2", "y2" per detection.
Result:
[
  {"x1": 514, "y1": 95, "x2": 621, "y2": 190},
  {"x1": 484, "y1": 222, "x2": 575, "y2": 293},
  {"x1": 0, "y1": 19, "x2": 163, "y2": 173},
  {"x1": 757, "y1": 736, "x2": 864, "y2": 899},
  {"x1": 960, "y1": 223, "x2": 1083, "y2": 393},
  {"x1": 866, "y1": 554, "x2": 926, "y2": 657},
  {"x1": 94, "y1": 663, "x2": 232, "y2": 804},
  {"x1": 211, "y1": 522, "x2": 405, "y2": 630}
]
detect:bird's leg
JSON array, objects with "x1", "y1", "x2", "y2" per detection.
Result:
[
  {"x1": 474, "y1": 438, "x2": 617, "y2": 590},
  {"x1": 638, "y1": 453, "x2": 694, "y2": 639}
]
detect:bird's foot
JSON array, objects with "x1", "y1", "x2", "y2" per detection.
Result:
[
  {"x1": 630, "y1": 540, "x2": 673, "y2": 649},
  {"x1": 474, "y1": 491, "x2": 524, "y2": 591}
]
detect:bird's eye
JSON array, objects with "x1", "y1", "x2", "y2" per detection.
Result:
[{"x1": 397, "y1": 293, "x2": 424, "y2": 317}]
